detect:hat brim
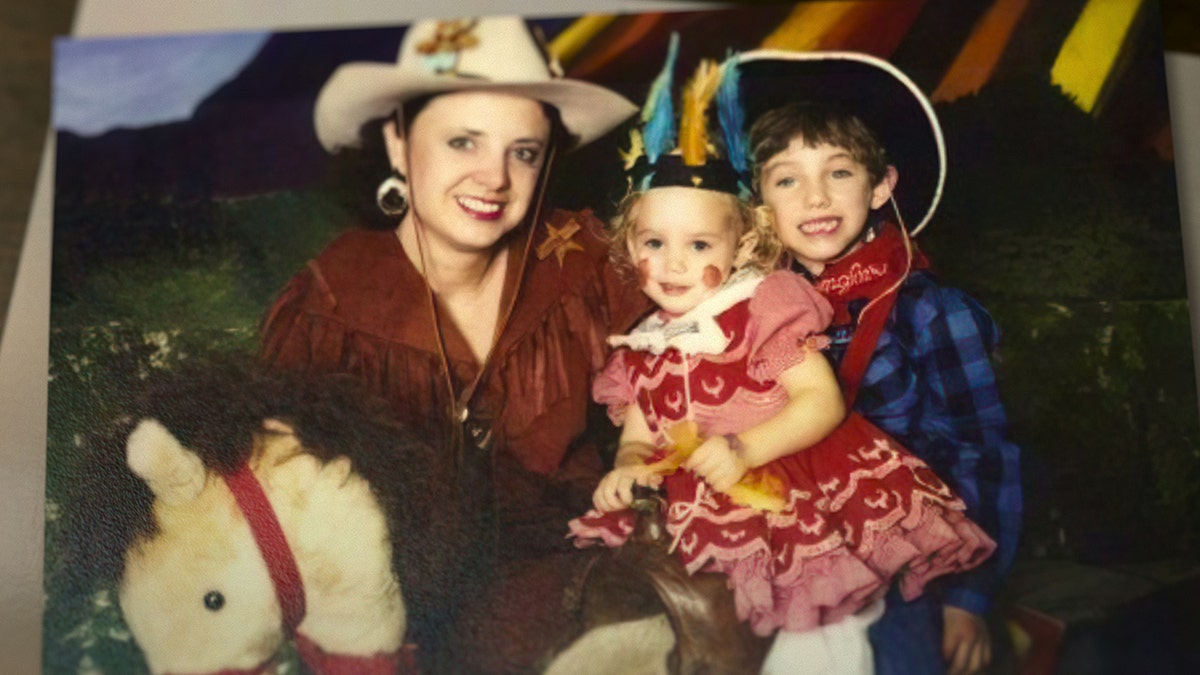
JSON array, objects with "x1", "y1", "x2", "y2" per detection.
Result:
[
  {"x1": 737, "y1": 50, "x2": 945, "y2": 235},
  {"x1": 314, "y1": 61, "x2": 637, "y2": 153}
]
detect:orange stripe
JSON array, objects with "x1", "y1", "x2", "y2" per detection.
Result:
[
  {"x1": 566, "y1": 13, "x2": 671, "y2": 78},
  {"x1": 932, "y1": 0, "x2": 1033, "y2": 103},
  {"x1": 819, "y1": 0, "x2": 928, "y2": 57}
]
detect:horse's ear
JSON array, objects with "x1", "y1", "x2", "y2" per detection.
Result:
[
  {"x1": 127, "y1": 418, "x2": 207, "y2": 505},
  {"x1": 261, "y1": 418, "x2": 296, "y2": 436}
]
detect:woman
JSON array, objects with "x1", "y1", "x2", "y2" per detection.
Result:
[{"x1": 261, "y1": 15, "x2": 644, "y2": 673}]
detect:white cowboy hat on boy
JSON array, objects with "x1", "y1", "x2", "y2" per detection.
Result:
[
  {"x1": 737, "y1": 50, "x2": 946, "y2": 235},
  {"x1": 314, "y1": 15, "x2": 637, "y2": 153}
]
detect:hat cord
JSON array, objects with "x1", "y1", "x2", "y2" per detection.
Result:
[
  {"x1": 408, "y1": 132, "x2": 558, "y2": 469},
  {"x1": 854, "y1": 194, "x2": 913, "y2": 327}
]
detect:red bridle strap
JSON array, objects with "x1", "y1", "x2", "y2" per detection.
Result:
[
  {"x1": 294, "y1": 632, "x2": 419, "y2": 675},
  {"x1": 224, "y1": 463, "x2": 307, "y2": 636}
]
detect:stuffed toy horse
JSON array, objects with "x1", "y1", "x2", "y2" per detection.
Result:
[
  {"x1": 54, "y1": 361, "x2": 468, "y2": 674},
  {"x1": 545, "y1": 495, "x2": 770, "y2": 675}
]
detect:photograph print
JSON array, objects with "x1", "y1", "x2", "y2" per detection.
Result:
[{"x1": 44, "y1": 1, "x2": 1198, "y2": 673}]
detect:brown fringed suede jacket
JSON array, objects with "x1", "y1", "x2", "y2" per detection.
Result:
[{"x1": 261, "y1": 209, "x2": 646, "y2": 560}]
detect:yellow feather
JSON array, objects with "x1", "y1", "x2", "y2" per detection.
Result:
[
  {"x1": 679, "y1": 59, "x2": 722, "y2": 166},
  {"x1": 644, "y1": 420, "x2": 788, "y2": 512},
  {"x1": 620, "y1": 129, "x2": 646, "y2": 171},
  {"x1": 728, "y1": 471, "x2": 788, "y2": 513}
]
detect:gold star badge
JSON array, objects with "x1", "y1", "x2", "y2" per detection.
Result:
[{"x1": 536, "y1": 218, "x2": 584, "y2": 266}]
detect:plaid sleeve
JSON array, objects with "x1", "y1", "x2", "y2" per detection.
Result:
[{"x1": 856, "y1": 275, "x2": 1022, "y2": 614}]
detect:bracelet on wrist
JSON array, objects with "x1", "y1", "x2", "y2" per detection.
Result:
[{"x1": 723, "y1": 433, "x2": 747, "y2": 459}]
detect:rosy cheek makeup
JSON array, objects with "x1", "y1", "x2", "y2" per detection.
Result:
[
  {"x1": 636, "y1": 258, "x2": 651, "y2": 289},
  {"x1": 702, "y1": 265, "x2": 723, "y2": 289}
]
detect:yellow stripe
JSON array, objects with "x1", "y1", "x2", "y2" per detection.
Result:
[
  {"x1": 547, "y1": 14, "x2": 617, "y2": 65},
  {"x1": 760, "y1": 1, "x2": 861, "y2": 51},
  {"x1": 1050, "y1": 0, "x2": 1145, "y2": 113}
]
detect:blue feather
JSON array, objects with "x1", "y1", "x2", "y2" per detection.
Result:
[
  {"x1": 639, "y1": 172, "x2": 655, "y2": 192},
  {"x1": 716, "y1": 53, "x2": 748, "y2": 176},
  {"x1": 642, "y1": 32, "x2": 680, "y2": 165}
]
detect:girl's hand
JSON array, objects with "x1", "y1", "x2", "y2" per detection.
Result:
[
  {"x1": 593, "y1": 465, "x2": 663, "y2": 513},
  {"x1": 685, "y1": 435, "x2": 749, "y2": 492}
]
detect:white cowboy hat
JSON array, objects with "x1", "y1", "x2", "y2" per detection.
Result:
[
  {"x1": 314, "y1": 15, "x2": 637, "y2": 152},
  {"x1": 736, "y1": 50, "x2": 946, "y2": 235}
]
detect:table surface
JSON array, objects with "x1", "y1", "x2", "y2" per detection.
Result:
[{"x1": 0, "y1": 0, "x2": 76, "y2": 335}]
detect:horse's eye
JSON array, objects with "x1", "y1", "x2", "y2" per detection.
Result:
[{"x1": 204, "y1": 591, "x2": 226, "y2": 611}]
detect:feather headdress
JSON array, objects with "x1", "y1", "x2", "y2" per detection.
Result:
[
  {"x1": 641, "y1": 32, "x2": 679, "y2": 167},
  {"x1": 716, "y1": 53, "x2": 748, "y2": 178},
  {"x1": 625, "y1": 36, "x2": 751, "y2": 197},
  {"x1": 679, "y1": 58, "x2": 722, "y2": 166}
]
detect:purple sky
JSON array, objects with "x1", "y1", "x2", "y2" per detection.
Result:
[{"x1": 53, "y1": 31, "x2": 269, "y2": 136}]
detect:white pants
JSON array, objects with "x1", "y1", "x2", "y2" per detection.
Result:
[{"x1": 760, "y1": 600, "x2": 886, "y2": 675}]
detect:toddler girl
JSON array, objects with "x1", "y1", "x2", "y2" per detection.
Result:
[{"x1": 568, "y1": 46, "x2": 996, "y2": 674}]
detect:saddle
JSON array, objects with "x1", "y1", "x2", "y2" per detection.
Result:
[{"x1": 575, "y1": 489, "x2": 770, "y2": 674}]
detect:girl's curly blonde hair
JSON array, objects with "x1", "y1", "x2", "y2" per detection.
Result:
[{"x1": 607, "y1": 188, "x2": 782, "y2": 280}]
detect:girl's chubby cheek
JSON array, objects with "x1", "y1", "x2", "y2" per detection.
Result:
[
  {"x1": 702, "y1": 265, "x2": 724, "y2": 289},
  {"x1": 636, "y1": 258, "x2": 652, "y2": 289}
]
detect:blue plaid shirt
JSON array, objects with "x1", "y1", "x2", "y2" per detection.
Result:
[{"x1": 827, "y1": 270, "x2": 1022, "y2": 615}]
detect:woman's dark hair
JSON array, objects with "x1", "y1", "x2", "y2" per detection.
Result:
[
  {"x1": 399, "y1": 95, "x2": 434, "y2": 135},
  {"x1": 400, "y1": 93, "x2": 571, "y2": 149},
  {"x1": 322, "y1": 115, "x2": 393, "y2": 229}
]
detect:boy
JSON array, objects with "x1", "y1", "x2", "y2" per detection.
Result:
[{"x1": 742, "y1": 52, "x2": 1022, "y2": 675}]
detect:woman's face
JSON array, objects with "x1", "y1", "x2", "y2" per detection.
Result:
[{"x1": 390, "y1": 91, "x2": 552, "y2": 254}]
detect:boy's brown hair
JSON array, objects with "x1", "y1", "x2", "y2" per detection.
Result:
[{"x1": 749, "y1": 101, "x2": 890, "y2": 190}]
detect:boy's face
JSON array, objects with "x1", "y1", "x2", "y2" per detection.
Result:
[
  {"x1": 758, "y1": 137, "x2": 894, "y2": 275},
  {"x1": 627, "y1": 186, "x2": 743, "y2": 316}
]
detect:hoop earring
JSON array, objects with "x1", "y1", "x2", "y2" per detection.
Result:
[{"x1": 376, "y1": 170, "x2": 408, "y2": 217}]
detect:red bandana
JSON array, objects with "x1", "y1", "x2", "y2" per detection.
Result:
[
  {"x1": 810, "y1": 222, "x2": 929, "y2": 404},
  {"x1": 812, "y1": 222, "x2": 928, "y2": 326}
]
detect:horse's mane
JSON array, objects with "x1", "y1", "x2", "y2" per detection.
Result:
[{"x1": 53, "y1": 357, "x2": 468, "y2": 656}]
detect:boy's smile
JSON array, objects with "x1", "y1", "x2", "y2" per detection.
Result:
[
  {"x1": 759, "y1": 139, "x2": 894, "y2": 275},
  {"x1": 798, "y1": 216, "x2": 843, "y2": 235}
]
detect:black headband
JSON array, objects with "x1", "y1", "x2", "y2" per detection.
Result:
[{"x1": 634, "y1": 154, "x2": 743, "y2": 195}]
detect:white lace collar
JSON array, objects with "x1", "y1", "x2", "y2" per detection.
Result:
[{"x1": 608, "y1": 268, "x2": 764, "y2": 356}]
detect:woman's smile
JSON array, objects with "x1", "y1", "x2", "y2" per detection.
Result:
[{"x1": 457, "y1": 195, "x2": 506, "y2": 220}]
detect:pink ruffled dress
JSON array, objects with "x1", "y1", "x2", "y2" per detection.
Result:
[{"x1": 568, "y1": 270, "x2": 996, "y2": 636}]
